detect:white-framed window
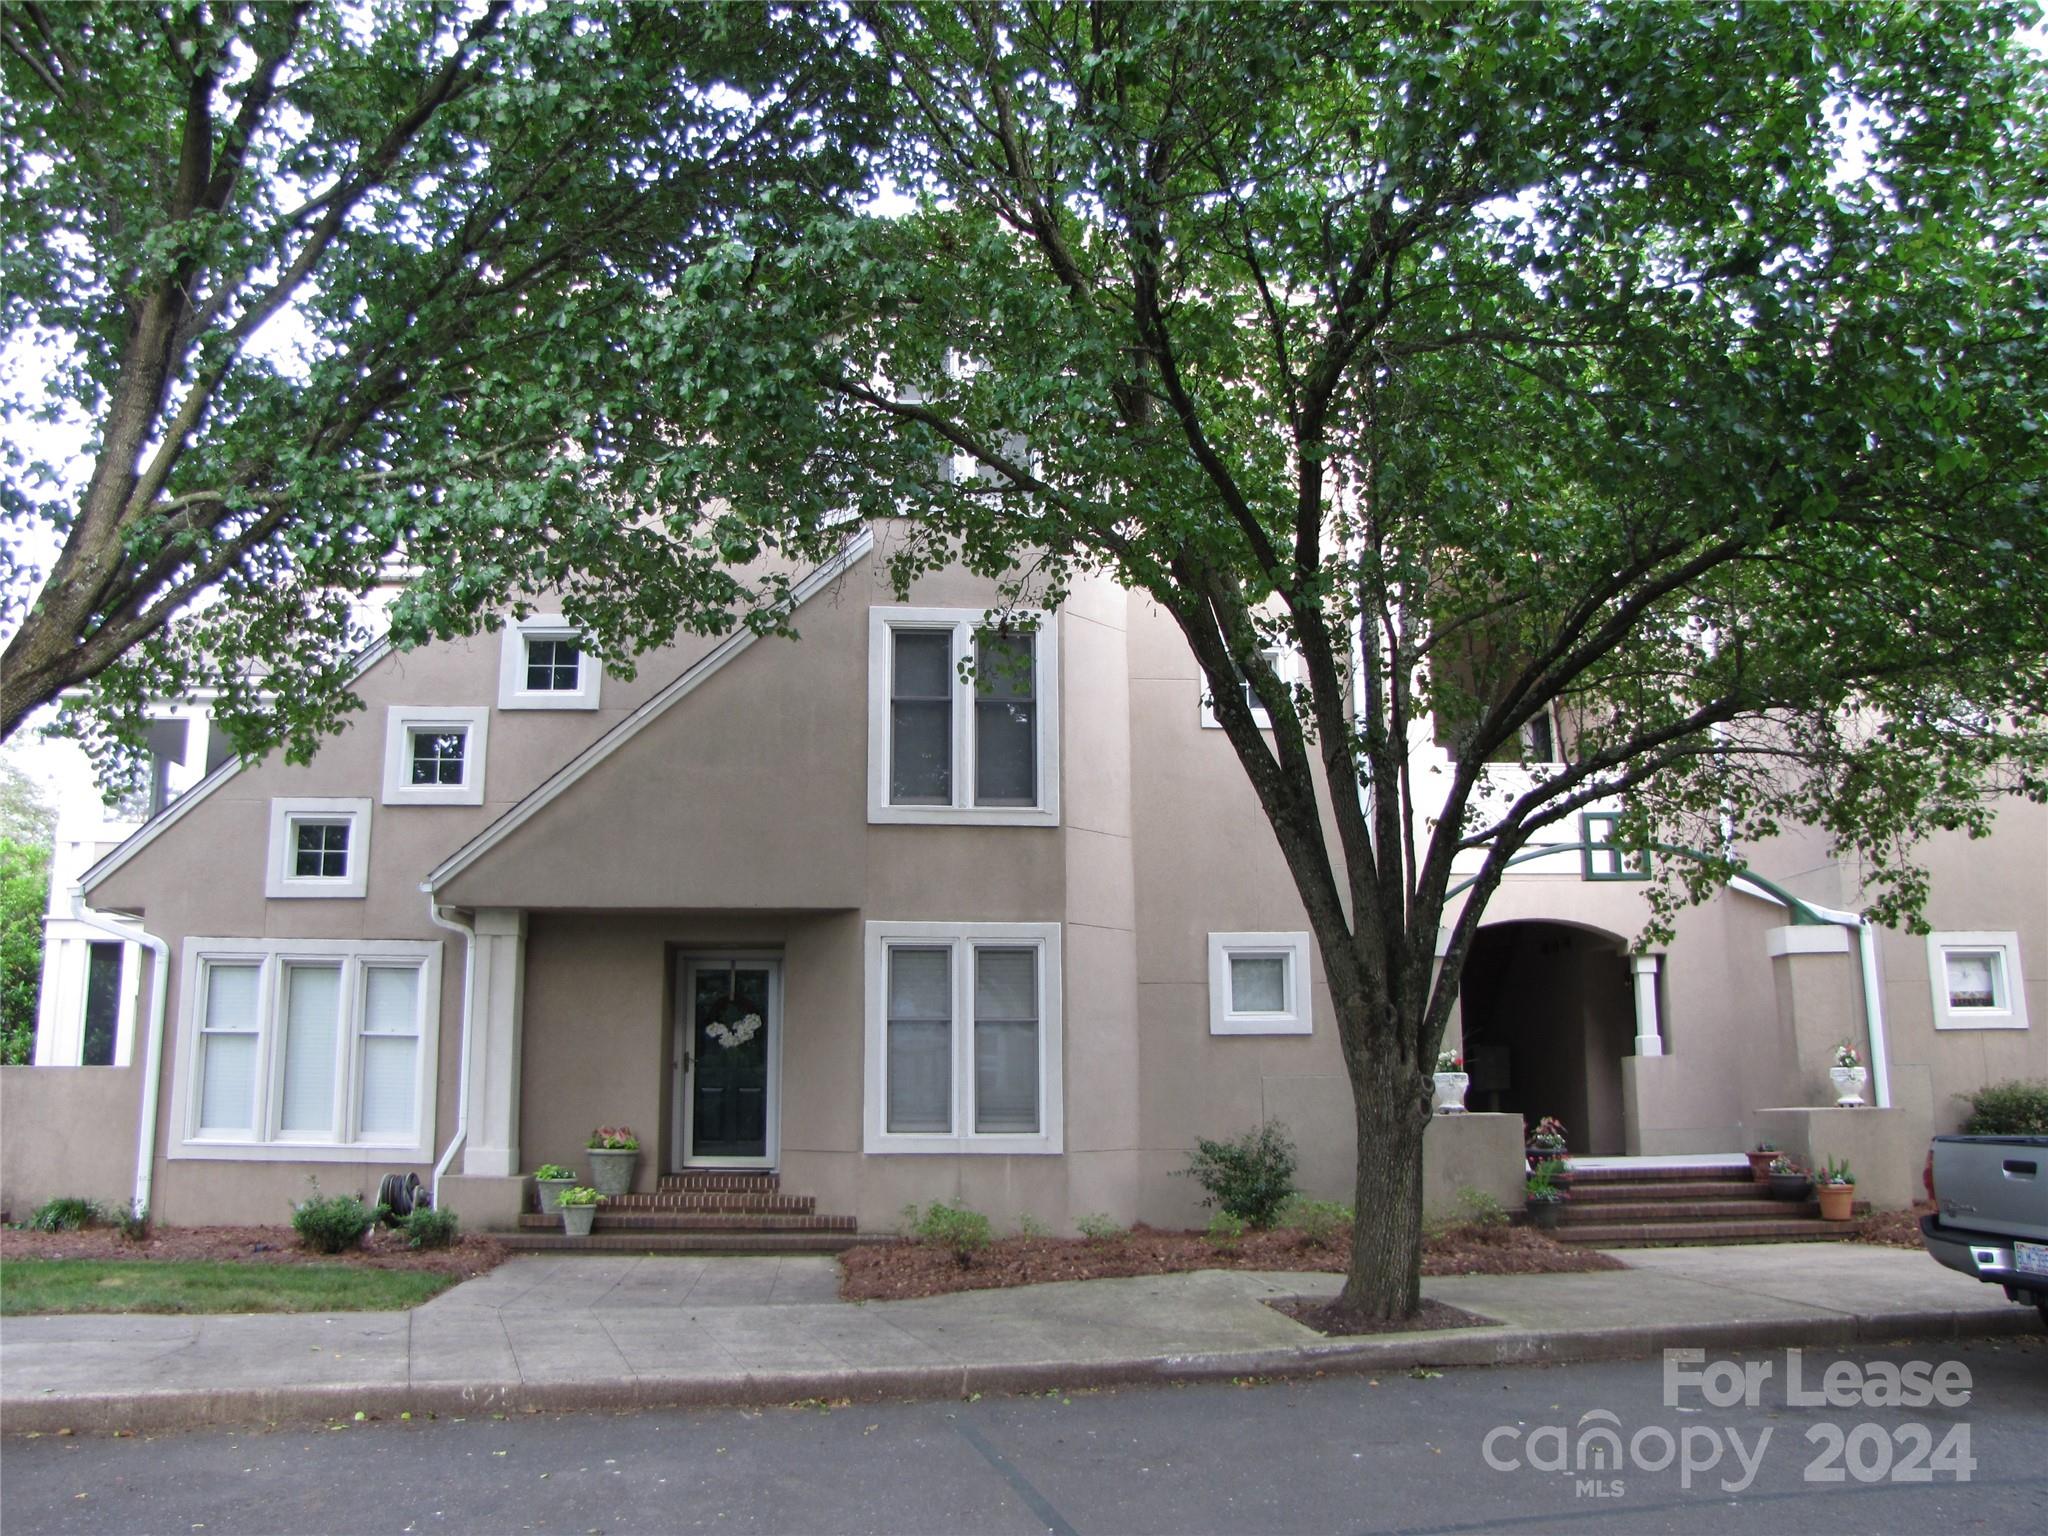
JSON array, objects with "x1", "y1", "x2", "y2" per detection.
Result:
[
  {"x1": 265, "y1": 798, "x2": 371, "y2": 900},
  {"x1": 1928, "y1": 932, "x2": 2030, "y2": 1031},
  {"x1": 380, "y1": 705, "x2": 489, "y2": 806},
  {"x1": 172, "y1": 938, "x2": 441, "y2": 1161},
  {"x1": 1208, "y1": 931, "x2": 1313, "y2": 1035},
  {"x1": 1201, "y1": 648, "x2": 1293, "y2": 731},
  {"x1": 497, "y1": 616, "x2": 602, "y2": 710},
  {"x1": 866, "y1": 607, "x2": 1060, "y2": 826},
  {"x1": 863, "y1": 921, "x2": 1063, "y2": 1153}
]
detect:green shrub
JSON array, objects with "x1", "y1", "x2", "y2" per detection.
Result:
[
  {"x1": 27, "y1": 1196, "x2": 102, "y2": 1232},
  {"x1": 1275, "y1": 1195, "x2": 1353, "y2": 1248},
  {"x1": 1960, "y1": 1079, "x2": 2048, "y2": 1136},
  {"x1": 1013, "y1": 1212, "x2": 1049, "y2": 1239},
  {"x1": 908, "y1": 1200, "x2": 992, "y2": 1266},
  {"x1": 533, "y1": 1164, "x2": 577, "y2": 1182},
  {"x1": 291, "y1": 1189, "x2": 384, "y2": 1254},
  {"x1": 1454, "y1": 1187, "x2": 1509, "y2": 1229},
  {"x1": 1181, "y1": 1121, "x2": 1297, "y2": 1228},
  {"x1": 116, "y1": 1204, "x2": 150, "y2": 1242},
  {"x1": 402, "y1": 1205, "x2": 460, "y2": 1251},
  {"x1": 1204, "y1": 1210, "x2": 1247, "y2": 1253},
  {"x1": 1075, "y1": 1211, "x2": 1127, "y2": 1243}
]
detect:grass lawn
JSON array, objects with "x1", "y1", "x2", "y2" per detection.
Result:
[{"x1": 1, "y1": 1259, "x2": 459, "y2": 1316}]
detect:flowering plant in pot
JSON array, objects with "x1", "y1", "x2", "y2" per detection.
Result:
[
  {"x1": 585, "y1": 1127, "x2": 640, "y2": 1197},
  {"x1": 532, "y1": 1163, "x2": 579, "y2": 1215},
  {"x1": 1814, "y1": 1157, "x2": 1857, "y2": 1222},
  {"x1": 1525, "y1": 1161, "x2": 1569, "y2": 1231},
  {"x1": 1766, "y1": 1155, "x2": 1812, "y2": 1201},
  {"x1": 1525, "y1": 1115, "x2": 1568, "y2": 1158},
  {"x1": 1829, "y1": 1042, "x2": 1868, "y2": 1108},
  {"x1": 1432, "y1": 1050, "x2": 1470, "y2": 1114},
  {"x1": 1745, "y1": 1142, "x2": 1778, "y2": 1182},
  {"x1": 554, "y1": 1185, "x2": 603, "y2": 1237}
]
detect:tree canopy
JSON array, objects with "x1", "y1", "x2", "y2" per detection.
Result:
[
  {"x1": 1, "y1": 0, "x2": 880, "y2": 768},
  {"x1": 636, "y1": 1, "x2": 2048, "y2": 1316}
]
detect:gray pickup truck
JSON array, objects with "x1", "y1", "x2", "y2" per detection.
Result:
[{"x1": 1921, "y1": 1134, "x2": 2048, "y2": 1327}]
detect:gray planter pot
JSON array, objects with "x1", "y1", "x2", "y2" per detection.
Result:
[
  {"x1": 535, "y1": 1177, "x2": 577, "y2": 1215},
  {"x1": 586, "y1": 1147, "x2": 638, "y2": 1198},
  {"x1": 1528, "y1": 1197, "x2": 1565, "y2": 1232},
  {"x1": 561, "y1": 1204, "x2": 598, "y2": 1237}
]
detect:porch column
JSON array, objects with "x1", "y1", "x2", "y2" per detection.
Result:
[
  {"x1": 463, "y1": 908, "x2": 527, "y2": 1178},
  {"x1": 1632, "y1": 953, "x2": 1664, "y2": 1057}
]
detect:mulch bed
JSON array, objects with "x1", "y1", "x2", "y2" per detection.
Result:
[
  {"x1": 1852, "y1": 1202, "x2": 1933, "y2": 1249},
  {"x1": 0, "y1": 1223, "x2": 506, "y2": 1280},
  {"x1": 839, "y1": 1220, "x2": 1624, "y2": 1303},
  {"x1": 1269, "y1": 1295, "x2": 1496, "y2": 1337}
]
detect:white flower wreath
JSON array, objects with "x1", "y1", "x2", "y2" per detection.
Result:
[{"x1": 705, "y1": 1012, "x2": 764, "y2": 1050}]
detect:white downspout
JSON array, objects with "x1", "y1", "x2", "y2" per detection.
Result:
[
  {"x1": 1804, "y1": 901, "x2": 1892, "y2": 1111},
  {"x1": 67, "y1": 894, "x2": 170, "y2": 1220},
  {"x1": 427, "y1": 897, "x2": 477, "y2": 1206}
]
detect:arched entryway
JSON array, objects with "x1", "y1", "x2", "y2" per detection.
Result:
[{"x1": 1457, "y1": 921, "x2": 1637, "y2": 1156}]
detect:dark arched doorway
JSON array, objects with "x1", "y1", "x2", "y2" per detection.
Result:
[{"x1": 1458, "y1": 921, "x2": 1636, "y2": 1156}]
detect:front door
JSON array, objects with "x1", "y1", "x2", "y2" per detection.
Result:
[{"x1": 675, "y1": 956, "x2": 780, "y2": 1168}]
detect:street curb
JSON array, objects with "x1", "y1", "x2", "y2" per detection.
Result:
[{"x1": 5, "y1": 1306, "x2": 2037, "y2": 1435}]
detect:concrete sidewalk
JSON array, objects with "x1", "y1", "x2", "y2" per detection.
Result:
[{"x1": 2, "y1": 1244, "x2": 2038, "y2": 1433}]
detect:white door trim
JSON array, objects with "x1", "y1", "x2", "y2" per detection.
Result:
[{"x1": 673, "y1": 953, "x2": 782, "y2": 1171}]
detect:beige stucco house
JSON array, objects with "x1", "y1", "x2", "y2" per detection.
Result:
[{"x1": 6, "y1": 526, "x2": 2042, "y2": 1236}]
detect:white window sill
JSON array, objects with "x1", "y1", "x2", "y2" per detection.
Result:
[
  {"x1": 869, "y1": 804, "x2": 1060, "y2": 828},
  {"x1": 170, "y1": 1138, "x2": 432, "y2": 1164},
  {"x1": 865, "y1": 1133, "x2": 1063, "y2": 1156}
]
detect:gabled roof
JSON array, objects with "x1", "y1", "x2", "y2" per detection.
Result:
[
  {"x1": 420, "y1": 528, "x2": 875, "y2": 896},
  {"x1": 77, "y1": 637, "x2": 395, "y2": 901}
]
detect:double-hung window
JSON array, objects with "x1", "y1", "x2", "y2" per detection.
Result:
[
  {"x1": 381, "y1": 706, "x2": 489, "y2": 806},
  {"x1": 868, "y1": 608, "x2": 1059, "y2": 825},
  {"x1": 864, "y1": 921, "x2": 1063, "y2": 1153},
  {"x1": 177, "y1": 939, "x2": 440, "y2": 1160}
]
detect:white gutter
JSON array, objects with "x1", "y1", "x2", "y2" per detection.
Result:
[
  {"x1": 66, "y1": 894, "x2": 170, "y2": 1219},
  {"x1": 427, "y1": 900, "x2": 477, "y2": 1207},
  {"x1": 1804, "y1": 901, "x2": 1893, "y2": 1111}
]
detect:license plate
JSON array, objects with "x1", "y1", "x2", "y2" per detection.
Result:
[{"x1": 2016, "y1": 1241, "x2": 2048, "y2": 1278}]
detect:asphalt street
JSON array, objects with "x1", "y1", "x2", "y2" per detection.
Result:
[{"x1": 4, "y1": 1336, "x2": 2043, "y2": 1535}]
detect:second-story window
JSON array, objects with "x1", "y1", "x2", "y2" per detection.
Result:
[{"x1": 868, "y1": 608, "x2": 1060, "y2": 826}]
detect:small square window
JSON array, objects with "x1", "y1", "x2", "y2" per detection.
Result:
[
  {"x1": 292, "y1": 821, "x2": 350, "y2": 879},
  {"x1": 499, "y1": 618, "x2": 601, "y2": 710},
  {"x1": 267, "y1": 798, "x2": 370, "y2": 899},
  {"x1": 1581, "y1": 812, "x2": 1650, "y2": 881},
  {"x1": 1209, "y1": 932, "x2": 1312, "y2": 1035},
  {"x1": 409, "y1": 728, "x2": 467, "y2": 786},
  {"x1": 1928, "y1": 932, "x2": 2029, "y2": 1031},
  {"x1": 381, "y1": 706, "x2": 487, "y2": 805},
  {"x1": 526, "y1": 637, "x2": 581, "y2": 693}
]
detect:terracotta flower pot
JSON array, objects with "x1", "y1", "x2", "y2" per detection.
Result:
[
  {"x1": 1746, "y1": 1151, "x2": 1777, "y2": 1183},
  {"x1": 1816, "y1": 1183, "x2": 1856, "y2": 1222}
]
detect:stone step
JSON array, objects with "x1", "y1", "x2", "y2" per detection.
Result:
[
  {"x1": 1562, "y1": 1164, "x2": 1753, "y2": 1185},
  {"x1": 1566, "y1": 1179, "x2": 1778, "y2": 1204},
  {"x1": 496, "y1": 1231, "x2": 880, "y2": 1256},
  {"x1": 605, "y1": 1191, "x2": 817, "y2": 1215},
  {"x1": 1558, "y1": 1198, "x2": 1841, "y2": 1223},
  {"x1": 518, "y1": 1210, "x2": 856, "y2": 1234},
  {"x1": 1554, "y1": 1219, "x2": 1863, "y2": 1246},
  {"x1": 657, "y1": 1171, "x2": 781, "y2": 1194}
]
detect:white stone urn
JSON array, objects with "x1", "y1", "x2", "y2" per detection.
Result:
[
  {"x1": 1829, "y1": 1065, "x2": 1868, "y2": 1108},
  {"x1": 1432, "y1": 1071, "x2": 1471, "y2": 1114}
]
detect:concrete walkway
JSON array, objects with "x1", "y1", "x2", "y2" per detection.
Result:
[{"x1": 2, "y1": 1244, "x2": 2037, "y2": 1432}]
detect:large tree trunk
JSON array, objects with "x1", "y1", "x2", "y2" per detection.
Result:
[{"x1": 1335, "y1": 1038, "x2": 1432, "y2": 1321}]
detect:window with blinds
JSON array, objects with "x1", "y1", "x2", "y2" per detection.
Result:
[{"x1": 181, "y1": 943, "x2": 437, "y2": 1156}]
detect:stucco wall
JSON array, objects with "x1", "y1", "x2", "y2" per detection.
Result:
[{"x1": 0, "y1": 1065, "x2": 141, "y2": 1218}]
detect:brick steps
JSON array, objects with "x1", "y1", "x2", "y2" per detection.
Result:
[
  {"x1": 497, "y1": 1231, "x2": 881, "y2": 1256},
  {"x1": 518, "y1": 1210, "x2": 855, "y2": 1234},
  {"x1": 605, "y1": 1192, "x2": 818, "y2": 1215},
  {"x1": 1551, "y1": 1162, "x2": 1865, "y2": 1247},
  {"x1": 658, "y1": 1172, "x2": 780, "y2": 1194}
]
